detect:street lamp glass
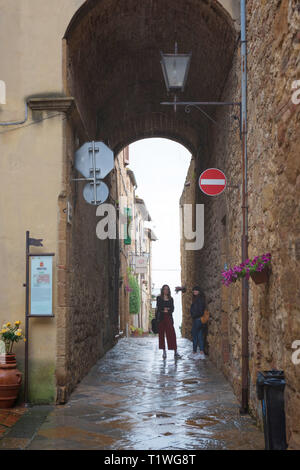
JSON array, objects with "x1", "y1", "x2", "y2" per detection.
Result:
[{"x1": 160, "y1": 51, "x2": 191, "y2": 92}]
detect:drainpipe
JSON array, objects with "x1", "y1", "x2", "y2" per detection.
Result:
[{"x1": 240, "y1": 0, "x2": 249, "y2": 415}]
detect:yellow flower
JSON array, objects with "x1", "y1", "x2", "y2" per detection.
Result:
[
  {"x1": 1, "y1": 328, "x2": 8, "y2": 334},
  {"x1": 24, "y1": 338, "x2": 26, "y2": 342},
  {"x1": 14, "y1": 321, "x2": 21, "y2": 326},
  {"x1": 6, "y1": 322, "x2": 11, "y2": 327},
  {"x1": 16, "y1": 329, "x2": 22, "y2": 336}
]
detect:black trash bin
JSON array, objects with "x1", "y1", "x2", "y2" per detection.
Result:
[{"x1": 256, "y1": 370, "x2": 287, "y2": 450}]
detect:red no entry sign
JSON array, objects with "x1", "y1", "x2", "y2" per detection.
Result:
[{"x1": 199, "y1": 168, "x2": 227, "y2": 196}]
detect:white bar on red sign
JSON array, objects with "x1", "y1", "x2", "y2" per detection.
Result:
[{"x1": 200, "y1": 179, "x2": 226, "y2": 185}]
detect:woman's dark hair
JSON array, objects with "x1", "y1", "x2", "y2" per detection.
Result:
[
  {"x1": 160, "y1": 284, "x2": 171, "y2": 298},
  {"x1": 192, "y1": 286, "x2": 206, "y2": 305}
]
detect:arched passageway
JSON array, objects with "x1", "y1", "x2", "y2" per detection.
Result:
[{"x1": 64, "y1": 0, "x2": 236, "y2": 155}]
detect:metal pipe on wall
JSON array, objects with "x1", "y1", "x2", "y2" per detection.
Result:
[
  {"x1": 24, "y1": 231, "x2": 30, "y2": 405},
  {"x1": 240, "y1": 0, "x2": 249, "y2": 415},
  {"x1": 0, "y1": 102, "x2": 28, "y2": 126}
]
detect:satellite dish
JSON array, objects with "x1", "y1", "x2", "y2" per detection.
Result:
[
  {"x1": 75, "y1": 141, "x2": 114, "y2": 179},
  {"x1": 83, "y1": 181, "x2": 109, "y2": 205}
]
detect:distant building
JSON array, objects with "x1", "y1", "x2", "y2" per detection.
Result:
[{"x1": 115, "y1": 148, "x2": 157, "y2": 336}]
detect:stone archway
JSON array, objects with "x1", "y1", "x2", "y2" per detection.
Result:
[{"x1": 64, "y1": 0, "x2": 236, "y2": 154}]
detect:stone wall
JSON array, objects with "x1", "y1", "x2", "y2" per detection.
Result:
[
  {"x1": 246, "y1": 0, "x2": 300, "y2": 449},
  {"x1": 56, "y1": 115, "x2": 120, "y2": 403},
  {"x1": 181, "y1": 0, "x2": 300, "y2": 449},
  {"x1": 180, "y1": 158, "x2": 198, "y2": 339}
]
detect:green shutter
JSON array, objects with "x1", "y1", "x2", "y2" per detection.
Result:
[{"x1": 124, "y1": 207, "x2": 132, "y2": 245}]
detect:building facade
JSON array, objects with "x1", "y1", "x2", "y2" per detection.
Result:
[{"x1": 114, "y1": 149, "x2": 157, "y2": 336}]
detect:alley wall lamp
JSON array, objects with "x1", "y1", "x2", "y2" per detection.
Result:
[
  {"x1": 160, "y1": 42, "x2": 241, "y2": 127},
  {"x1": 160, "y1": 43, "x2": 191, "y2": 93}
]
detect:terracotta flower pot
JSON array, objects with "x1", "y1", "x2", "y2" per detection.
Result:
[
  {"x1": 250, "y1": 265, "x2": 270, "y2": 285},
  {"x1": 0, "y1": 354, "x2": 22, "y2": 408}
]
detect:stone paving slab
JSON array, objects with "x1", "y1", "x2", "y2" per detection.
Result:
[
  {"x1": 0, "y1": 405, "x2": 53, "y2": 450},
  {"x1": 0, "y1": 406, "x2": 26, "y2": 440},
  {"x1": 0, "y1": 337, "x2": 265, "y2": 450}
]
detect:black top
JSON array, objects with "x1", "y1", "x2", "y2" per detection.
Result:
[
  {"x1": 190, "y1": 295, "x2": 205, "y2": 320},
  {"x1": 156, "y1": 295, "x2": 174, "y2": 322}
]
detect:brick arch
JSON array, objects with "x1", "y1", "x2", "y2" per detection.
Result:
[
  {"x1": 111, "y1": 112, "x2": 199, "y2": 156},
  {"x1": 64, "y1": 0, "x2": 236, "y2": 155}
]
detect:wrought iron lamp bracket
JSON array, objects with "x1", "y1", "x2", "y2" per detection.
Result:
[{"x1": 161, "y1": 100, "x2": 242, "y2": 139}]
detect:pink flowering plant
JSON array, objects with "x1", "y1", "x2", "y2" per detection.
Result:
[
  {"x1": 222, "y1": 253, "x2": 271, "y2": 287},
  {"x1": 175, "y1": 286, "x2": 186, "y2": 294}
]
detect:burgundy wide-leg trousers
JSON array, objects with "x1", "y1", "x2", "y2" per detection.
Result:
[{"x1": 158, "y1": 314, "x2": 177, "y2": 350}]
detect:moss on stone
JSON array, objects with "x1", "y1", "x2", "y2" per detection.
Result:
[{"x1": 17, "y1": 359, "x2": 56, "y2": 404}]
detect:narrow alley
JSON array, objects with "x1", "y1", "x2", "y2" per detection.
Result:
[{"x1": 0, "y1": 337, "x2": 264, "y2": 450}]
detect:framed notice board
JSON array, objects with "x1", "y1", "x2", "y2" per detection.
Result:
[{"x1": 29, "y1": 254, "x2": 55, "y2": 317}]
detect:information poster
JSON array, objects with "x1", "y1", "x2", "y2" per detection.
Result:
[
  {"x1": 30, "y1": 256, "x2": 53, "y2": 316},
  {"x1": 135, "y1": 255, "x2": 148, "y2": 274}
]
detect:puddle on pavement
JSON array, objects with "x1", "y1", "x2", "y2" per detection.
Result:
[
  {"x1": 185, "y1": 415, "x2": 221, "y2": 429},
  {"x1": 181, "y1": 378, "x2": 209, "y2": 385},
  {"x1": 181, "y1": 379, "x2": 199, "y2": 385},
  {"x1": 95, "y1": 418, "x2": 134, "y2": 431},
  {"x1": 137, "y1": 411, "x2": 175, "y2": 420}
]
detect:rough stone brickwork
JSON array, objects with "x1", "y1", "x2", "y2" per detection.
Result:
[
  {"x1": 181, "y1": 0, "x2": 300, "y2": 449},
  {"x1": 56, "y1": 114, "x2": 120, "y2": 403},
  {"x1": 246, "y1": 0, "x2": 300, "y2": 449},
  {"x1": 180, "y1": 158, "x2": 199, "y2": 339}
]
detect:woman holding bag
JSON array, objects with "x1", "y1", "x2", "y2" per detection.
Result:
[
  {"x1": 190, "y1": 286, "x2": 207, "y2": 360},
  {"x1": 155, "y1": 284, "x2": 181, "y2": 360}
]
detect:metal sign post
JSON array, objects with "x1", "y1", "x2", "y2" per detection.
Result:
[
  {"x1": 23, "y1": 231, "x2": 55, "y2": 405},
  {"x1": 73, "y1": 141, "x2": 114, "y2": 205}
]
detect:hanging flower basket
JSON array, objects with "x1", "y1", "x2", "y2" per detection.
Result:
[
  {"x1": 221, "y1": 253, "x2": 271, "y2": 287},
  {"x1": 250, "y1": 263, "x2": 270, "y2": 285}
]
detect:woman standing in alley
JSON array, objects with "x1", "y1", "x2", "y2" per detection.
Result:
[
  {"x1": 155, "y1": 285, "x2": 181, "y2": 360},
  {"x1": 190, "y1": 286, "x2": 206, "y2": 360}
]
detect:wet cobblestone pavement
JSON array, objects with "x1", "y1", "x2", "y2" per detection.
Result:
[{"x1": 0, "y1": 338, "x2": 264, "y2": 450}]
